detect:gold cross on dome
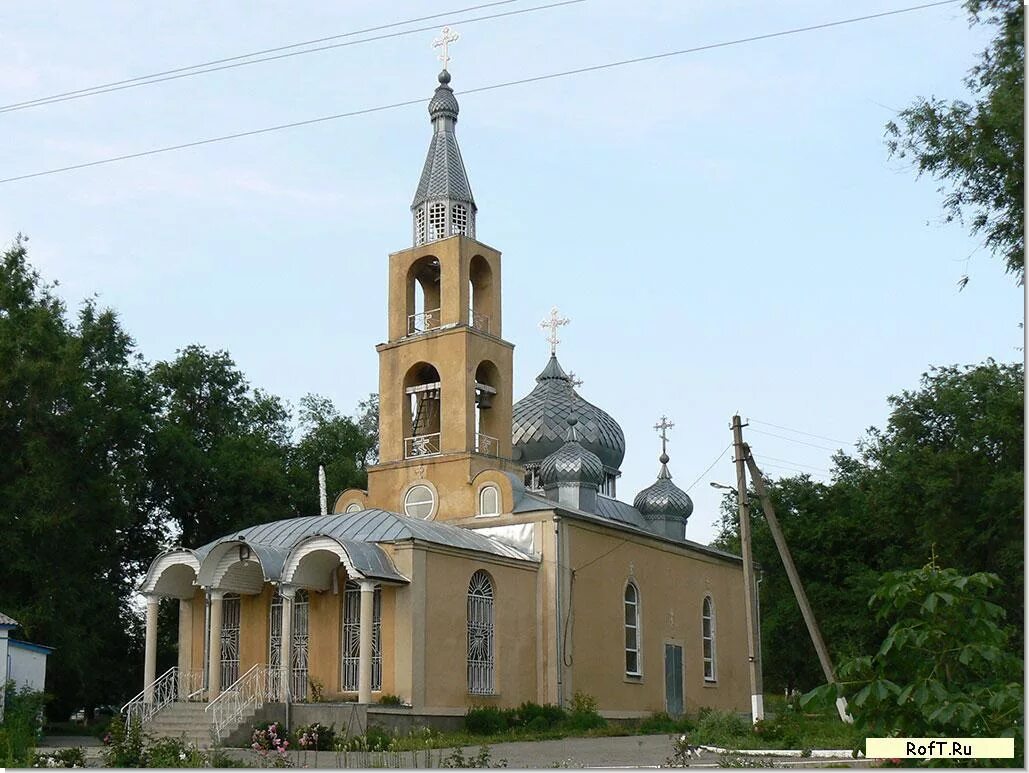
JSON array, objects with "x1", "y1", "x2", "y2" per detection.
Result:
[
  {"x1": 654, "y1": 415, "x2": 675, "y2": 455},
  {"x1": 539, "y1": 306, "x2": 570, "y2": 355},
  {"x1": 432, "y1": 26, "x2": 459, "y2": 71}
]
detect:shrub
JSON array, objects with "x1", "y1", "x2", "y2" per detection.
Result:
[
  {"x1": 30, "y1": 747, "x2": 86, "y2": 768},
  {"x1": 293, "y1": 722, "x2": 335, "y2": 751},
  {"x1": 307, "y1": 678, "x2": 325, "y2": 703},
  {"x1": 143, "y1": 736, "x2": 207, "y2": 767},
  {"x1": 378, "y1": 694, "x2": 404, "y2": 706},
  {"x1": 442, "y1": 745, "x2": 508, "y2": 768},
  {"x1": 514, "y1": 702, "x2": 566, "y2": 729},
  {"x1": 568, "y1": 691, "x2": 597, "y2": 715},
  {"x1": 100, "y1": 714, "x2": 145, "y2": 768},
  {"x1": 1, "y1": 683, "x2": 48, "y2": 766},
  {"x1": 693, "y1": 709, "x2": 750, "y2": 747},
  {"x1": 566, "y1": 691, "x2": 605, "y2": 731},
  {"x1": 464, "y1": 706, "x2": 513, "y2": 735}
]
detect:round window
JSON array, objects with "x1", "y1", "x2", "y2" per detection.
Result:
[
  {"x1": 404, "y1": 484, "x2": 435, "y2": 519},
  {"x1": 344, "y1": 502, "x2": 363, "y2": 514}
]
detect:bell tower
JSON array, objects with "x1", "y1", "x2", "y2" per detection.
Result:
[{"x1": 364, "y1": 54, "x2": 518, "y2": 521}]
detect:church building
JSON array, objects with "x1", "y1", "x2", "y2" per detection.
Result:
[{"x1": 134, "y1": 49, "x2": 751, "y2": 737}]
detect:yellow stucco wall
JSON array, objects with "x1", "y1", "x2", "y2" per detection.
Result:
[
  {"x1": 420, "y1": 547, "x2": 539, "y2": 710},
  {"x1": 564, "y1": 520, "x2": 749, "y2": 715}
]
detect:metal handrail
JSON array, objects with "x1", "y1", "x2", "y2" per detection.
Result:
[
  {"x1": 205, "y1": 664, "x2": 285, "y2": 742},
  {"x1": 469, "y1": 308, "x2": 491, "y2": 334},
  {"x1": 121, "y1": 667, "x2": 202, "y2": 727}
]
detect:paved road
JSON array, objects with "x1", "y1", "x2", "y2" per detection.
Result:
[{"x1": 38, "y1": 732, "x2": 871, "y2": 768}]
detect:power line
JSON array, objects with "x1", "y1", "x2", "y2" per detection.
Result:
[
  {"x1": 747, "y1": 428, "x2": 842, "y2": 452},
  {"x1": 0, "y1": 0, "x2": 960, "y2": 185},
  {"x1": 757, "y1": 461, "x2": 829, "y2": 479},
  {"x1": 757, "y1": 455, "x2": 831, "y2": 474},
  {"x1": 0, "y1": 0, "x2": 585, "y2": 114},
  {"x1": 748, "y1": 418, "x2": 855, "y2": 446},
  {"x1": 684, "y1": 444, "x2": 732, "y2": 493}
]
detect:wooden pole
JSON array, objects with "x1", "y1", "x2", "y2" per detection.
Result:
[
  {"x1": 732, "y1": 415, "x2": 764, "y2": 722},
  {"x1": 743, "y1": 443, "x2": 851, "y2": 723}
]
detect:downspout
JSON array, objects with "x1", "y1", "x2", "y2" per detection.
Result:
[{"x1": 554, "y1": 515, "x2": 564, "y2": 708}]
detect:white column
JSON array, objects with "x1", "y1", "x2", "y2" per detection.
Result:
[
  {"x1": 207, "y1": 590, "x2": 224, "y2": 699},
  {"x1": 279, "y1": 586, "x2": 295, "y2": 702},
  {"x1": 358, "y1": 580, "x2": 375, "y2": 704},
  {"x1": 177, "y1": 598, "x2": 194, "y2": 697},
  {"x1": 143, "y1": 595, "x2": 160, "y2": 701}
]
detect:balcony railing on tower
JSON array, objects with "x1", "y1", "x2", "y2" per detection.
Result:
[
  {"x1": 405, "y1": 433, "x2": 441, "y2": 458},
  {"x1": 469, "y1": 308, "x2": 491, "y2": 334},
  {"x1": 475, "y1": 433, "x2": 498, "y2": 457},
  {"x1": 407, "y1": 308, "x2": 441, "y2": 336}
]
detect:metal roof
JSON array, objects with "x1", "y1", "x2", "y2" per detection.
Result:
[
  {"x1": 195, "y1": 509, "x2": 536, "y2": 583},
  {"x1": 539, "y1": 421, "x2": 605, "y2": 488},
  {"x1": 0, "y1": 611, "x2": 18, "y2": 627},
  {"x1": 513, "y1": 355, "x2": 626, "y2": 471},
  {"x1": 633, "y1": 454, "x2": 694, "y2": 522},
  {"x1": 412, "y1": 71, "x2": 475, "y2": 210}
]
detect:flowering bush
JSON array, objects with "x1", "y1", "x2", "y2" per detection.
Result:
[
  {"x1": 31, "y1": 748, "x2": 86, "y2": 768},
  {"x1": 251, "y1": 722, "x2": 293, "y2": 768},
  {"x1": 294, "y1": 721, "x2": 334, "y2": 751}
]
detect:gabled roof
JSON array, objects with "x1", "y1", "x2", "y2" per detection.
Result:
[{"x1": 0, "y1": 611, "x2": 18, "y2": 628}]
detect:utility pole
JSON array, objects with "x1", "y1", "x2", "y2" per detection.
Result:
[
  {"x1": 743, "y1": 443, "x2": 851, "y2": 724},
  {"x1": 732, "y1": 414, "x2": 764, "y2": 723}
]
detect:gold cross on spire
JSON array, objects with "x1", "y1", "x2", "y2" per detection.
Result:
[
  {"x1": 654, "y1": 415, "x2": 675, "y2": 455},
  {"x1": 539, "y1": 306, "x2": 570, "y2": 356},
  {"x1": 432, "y1": 26, "x2": 459, "y2": 71}
]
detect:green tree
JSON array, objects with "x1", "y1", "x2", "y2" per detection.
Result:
[
  {"x1": 150, "y1": 345, "x2": 292, "y2": 547},
  {"x1": 713, "y1": 360, "x2": 1023, "y2": 693},
  {"x1": 803, "y1": 563, "x2": 1023, "y2": 766},
  {"x1": 0, "y1": 237, "x2": 158, "y2": 717},
  {"x1": 887, "y1": 0, "x2": 1024, "y2": 284},
  {"x1": 287, "y1": 394, "x2": 375, "y2": 515}
]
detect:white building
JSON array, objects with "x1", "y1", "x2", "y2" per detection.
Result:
[{"x1": 0, "y1": 611, "x2": 53, "y2": 722}]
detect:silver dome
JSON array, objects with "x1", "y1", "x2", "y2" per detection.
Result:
[
  {"x1": 539, "y1": 419, "x2": 605, "y2": 488},
  {"x1": 512, "y1": 355, "x2": 626, "y2": 471},
  {"x1": 633, "y1": 453, "x2": 694, "y2": 522}
]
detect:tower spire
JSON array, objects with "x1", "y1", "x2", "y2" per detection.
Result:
[{"x1": 412, "y1": 28, "x2": 476, "y2": 246}]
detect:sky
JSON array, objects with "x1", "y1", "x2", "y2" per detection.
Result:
[{"x1": 0, "y1": 0, "x2": 1021, "y2": 545}]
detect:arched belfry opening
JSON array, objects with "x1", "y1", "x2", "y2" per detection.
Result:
[
  {"x1": 404, "y1": 362, "x2": 442, "y2": 458},
  {"x1": 474, "y1": 360, "x2": 500, "y2": 456},
  {"x1": 468, "y1": 254, "x2": 493, "y2": 334},
  {"x1": 407, "y1": 256, "x2": 441, "y2": 335}
]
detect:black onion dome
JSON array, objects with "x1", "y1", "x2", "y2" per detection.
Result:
[
  {"x1": 539, "y1": 419, "x2": 605, "y2": 488},
  {"x1": 633, "y1": 453, "x2": 694, "y2": 521},
  {"x1": 512, "y1": 355, "x2": 626, "y2": 471}
]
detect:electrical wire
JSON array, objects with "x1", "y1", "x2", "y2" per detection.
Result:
[
  {"x1": 0, "y1": 0, "x2": 960, "y2": 185},
  {"x1": 747, "y1": 418, "x2": 855, "y2": 446},
  {"x1": 757, "y1": 454, "x2": 831, "y2": 474},
  {"x1": 684, "y1": 444, "x2": 732, "y2": 493},
  {"x1": 747, "y1": 428, "x2": 841, "y2": 452},
  {"x1": 755, "y1": 461, "x2": 829, "y2": 478},
  {"x1": 1, "y1": 0, "x2": 522, "y2": 110}
]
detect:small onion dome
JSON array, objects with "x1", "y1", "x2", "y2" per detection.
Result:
[
  {"x1": 539, "y1": 418, "x2": 605, "y2": 489},
  {"x1": 512, "y1": 355, "x2": 626, "y2": 471},
  {"x1": 633, "y1": 453, "x2": 694, "y2": 522},
  {"x1": 428, "y1": 70, "x2": 460, "y2": 120}
]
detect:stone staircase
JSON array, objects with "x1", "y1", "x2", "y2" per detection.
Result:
[{"x1": 144, "y1": 702, "x2": 216, "y2": 747}]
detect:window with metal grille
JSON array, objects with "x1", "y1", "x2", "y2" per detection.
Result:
[
  {"x1": 291, "y1": 590, "x2": 310, "y2": 700},
  {"x1": 702, "y1": 596, "x2": 716, "y2": 682},
  {"x1": 341, "y1": 581, "x2": 382, "y2": 692},
  {"x1": 624, "y1": 582, "x2": 641, "y2": 676},
  {"x1": 415, "y1": 208, "x2": 426, "y2": 246},
  {"x1": 467, "y1": 570, "x2": 495, "y2": 695},
  {"x1": 428, "y1": 203, "x2": 447, "y2": 241},
  {"x1": 451, "y1": 204, "x2": 468, "y2": 235},
  {"x1": 220, "y1": 593, "x2": 241, "y2": 688},
  {"x1": 478, "y1": 485, "x2": 499, "y2": 517}
]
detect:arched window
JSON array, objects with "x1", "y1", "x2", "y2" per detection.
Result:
[
  {"x1": 478, "y1": 485, "x2": 500, "y2": 517},
  {"x1": 702, "y1": 596, "x2": 716, "y2": 682},
  {"x1": 404, "y1": 484, "x2": 435, "y2": 519},
  {"x1": 344, "y1": 502, "x2": 363, "y2": 514},
  {"x1": 341, "y1": 581, "x2": 382, "y2": 692},
  {"x1": 451, "y1": 204, "x2": 468, "y2": 235},
  {"x1": 624, "y1": 582, "x2": 641, "y2": 676},
  {"x1": 467, "y1": 570, "x2": 495, "y2": 695}
]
